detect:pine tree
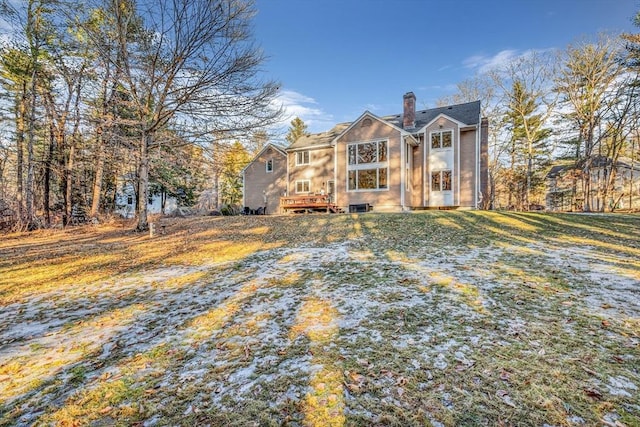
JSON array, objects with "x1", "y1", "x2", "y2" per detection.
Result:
[
  {"x1": 505, "y1": 80, "x2": 552, "y2": 209},
  {"x1": 285, "y1": 117, "x2": 308, "y2": 145}
]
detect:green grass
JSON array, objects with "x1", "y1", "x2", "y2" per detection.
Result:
[{"x1": 0, "y1": 211, "x2": 639, "y2": 426}]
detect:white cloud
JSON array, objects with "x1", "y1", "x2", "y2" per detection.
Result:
[
  {"x1": 463, "y1": 48, "x2": 557, "y2": 74},
  {"x1": 463, "y1": 49, "x2": 519, "y2": 74},
  {"x1": 274, "y1": 89, "x2": 334, "y2": 133}
]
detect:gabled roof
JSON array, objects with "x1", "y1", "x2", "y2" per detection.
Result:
[
  {"x1": 545, "y1": 156, "x2": 640, "y2": 179},
  {"x1": 289, "y1": 100, "x2": 481, "y2": 149},
  {"x1": 383, "y1": 100, "x2": 481, "y2": 131},
  {"x1": 287, "y1": 123, "x2": 350, "y2": 151},
  {"x1": 333, "y1": 110, "x2": 417, "y2": 145},
  {"x1": 241, "y1": 142, "x2": 287, "y2": 174}
]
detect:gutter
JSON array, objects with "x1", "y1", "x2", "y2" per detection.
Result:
[{"x1": 475, "y1": 115, "x2": 480, "y2": 209}]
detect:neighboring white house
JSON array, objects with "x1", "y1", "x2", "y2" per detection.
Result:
[{"x1": 115, "y1": 174, "x2": 178, "y2": 218}]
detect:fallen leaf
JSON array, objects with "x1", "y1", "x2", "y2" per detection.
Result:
[
  {"x1": 345, "y1": 383, "x2": 361, "y2": 393},
  {"x1": 583, "y1": 388, "x2": 602, "y2": 400},
  {"x1": 496, "y1": 390, "x2": 516, "y2": 408}
]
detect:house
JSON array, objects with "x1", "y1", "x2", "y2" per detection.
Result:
[
  {"x1": 241, "y1": 143, "x2": 288, "y2": 214},
  {"x1": 115, "y1": 174, "x2": 178, "y2": 218},
  {"x1": 545, "y1": 156, "x2": 640, "y2": 211},
  {"x1": 243, "y1": 92, "x2": 488, "y2": 213}
]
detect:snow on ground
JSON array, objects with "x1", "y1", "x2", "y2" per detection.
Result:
[{"x1": 1, "y1": 217, "x2": 639, "y2": 425}]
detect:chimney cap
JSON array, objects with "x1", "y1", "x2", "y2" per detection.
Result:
[{"x1": 403, "y1": 91, "x2": 416, "y2": 99}]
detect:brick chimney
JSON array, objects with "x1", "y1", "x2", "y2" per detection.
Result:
[{"x1": 403, "y1": 92, "x2": 416, "y2": 129}]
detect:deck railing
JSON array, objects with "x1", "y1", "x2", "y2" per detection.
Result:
[
  {"x1": 280, "y1": 194, "x2": 337, "y2": 213},
  {"x1": 280, "y1": 194, "x2": 330, "y2": 206}
]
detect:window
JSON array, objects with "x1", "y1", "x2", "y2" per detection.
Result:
[
  {"x1": 296, "y1": 151, "x2": 310, "y2": 165},
  {"x1": 431, "y1": 170, "x2": 452, "y2": 192},
  {"x1": 127, "y1": 196, "x2": 133, "y2": 205},
  {"x1": 347, "y1": 140, "x2": 388, "y2": 191},
  {"x1": 266, "y1": 159, "x2": 273, "y2": 173},
  {"x1": 431, "y1": 130, "x2": 452, "y2": 149},
  {"x1": 295, "y1": 180, "x2": 310, "y2": 193}
]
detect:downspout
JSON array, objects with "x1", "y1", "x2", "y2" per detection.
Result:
[
  {"x1": 401, "y1": 135, "x2": 406, "y2": 211},
  {"x1": 475, "y1": 115, "x2": 480, "y2": 209},
  {"x1": 333, "y1": 141, "x2": 338, "y2": 207},
  {"x1": 286, "y1": 148, "x2": 290, "y2": 199},
  {"x1": 456, "y1": 128, "x2": 461, "y2": 207},
  {"x1": 424, "y1": 131, "x2": 428, "y2": 207}
]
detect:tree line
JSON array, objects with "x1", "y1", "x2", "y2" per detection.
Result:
[
  {"x1": 437, "y1": 17, "x2": 640, "y2": 212},
  {"x1": 1, "y1": 4, "x2": 639, "y2": 234},
  {"x1": 0, "y1": 0, "x2": 281, "y2": 232}
]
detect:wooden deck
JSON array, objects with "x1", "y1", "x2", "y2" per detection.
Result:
[{"x1": 280, "y1": 195, "x2": 342, "y2": 213}]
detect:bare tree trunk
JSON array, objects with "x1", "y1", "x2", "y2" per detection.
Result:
[
  {"x1": 631, "y1": 136, "x2": 636, "y2": 210},
  {"x1": 43, "y1": 120, "x2": 55, "y2": 226},
  {"x1": 136, "y1": 132, "x2": 150, "y2": 231},
  {"x1": 488, "y1": 170, "x2": 496, "y2": 210},
  {"x1": 64, "y1": 79, "x2": 83, "y2": 225},
  {"x1": 25, "y1": 70, "x2": 37, "y2": 229},
  {"x1": 15, "y1": 84, "x2": 26, "y2": 221},
  {"x1": 64, "y1": 141, "x2": 75, "y2": 225},
  {"x1": 525, "y1": 152, "x2": 532, "y2": 210},
  {"x1": 90, "y1": 132, "x2": 104, "y2": 218}
]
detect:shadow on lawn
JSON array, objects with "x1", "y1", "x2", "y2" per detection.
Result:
[{"x1": 2, "y1": 212, "x2": 639, "y2": 426}]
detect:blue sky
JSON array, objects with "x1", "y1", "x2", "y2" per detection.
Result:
[{"x1": 254, "y1": 0, "x2": 639, "y2": 134}]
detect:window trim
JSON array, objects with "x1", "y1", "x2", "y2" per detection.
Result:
[
  {"x1": 431, "y1": 169, "x2": 453, "y2": 192},
  {"x1": 430, "y1": 129, "x2": 453, "y2": 150},
  {"x1": 295, "y1": 150, "x2": 310, "y2": 166},
  {"x1": 295, "y1": 179, "x2": 310, "y2": 194},
  {"x1": 346, "y1": 139, "x2": 389, "y2": 192},
  {"x1": 266, "y1": 159, "x2": 273, "y2": 173}
]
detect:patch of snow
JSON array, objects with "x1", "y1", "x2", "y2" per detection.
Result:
[{"x1": 606, "y1": 375, "x2": 638, "y2": 397}]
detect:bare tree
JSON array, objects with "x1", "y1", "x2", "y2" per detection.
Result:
[
  {"x1": 82, "y1": 0, "x2": 281, "y2": 231},
  {"x1": 555, "y1": 34, "x2": 625, "y2": 211}
]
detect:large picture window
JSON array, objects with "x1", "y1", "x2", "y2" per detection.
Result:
[
  {"x1": 348, "y1": 140, "x2": 387, "y2": 165},
  {"x1": 296, "y1": 151, "x2": 310, "y2": 165},
  {"x1": 431, "y1": 170, "x2": 452, "y2": 191},
  {"x1": 431, "y1": 130, "x2": 452, "y2": 149},
  {"x1": 347, "y1": 140, "x2": 388, "y2": 191}
]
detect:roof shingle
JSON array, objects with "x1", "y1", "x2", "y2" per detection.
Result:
[{"x1": 287, "y1": 100, "x2": 481, "y2": 150}]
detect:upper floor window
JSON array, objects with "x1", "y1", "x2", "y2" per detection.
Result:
[
  {"x1": 431, "y1": 130, "x2": 452, "y2": 149},
  {"x1": 296, "y1": 151, "x2": 310, "y2": 165},
  {"x1": 266, "y1": 159, "x2": 273, "y2": 173},
  {"x1": 348, "y1": 140, "x2": 387, "y2": 165}
]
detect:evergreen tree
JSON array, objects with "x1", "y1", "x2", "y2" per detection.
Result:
[
  {"x1": 285, "y1": 117, "x2": 308, "y2": 145},
  {"x1": 505, "y1": 80, "x2": 552, "y2": 209}
]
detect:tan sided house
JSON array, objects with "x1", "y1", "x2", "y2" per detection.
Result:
[{"x1": 243, "y1": 92, "x2": 488, "y2": 213}]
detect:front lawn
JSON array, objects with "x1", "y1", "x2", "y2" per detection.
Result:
[{"x1": 0, "y1": 211, "x2": 638, "y2": 426}]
